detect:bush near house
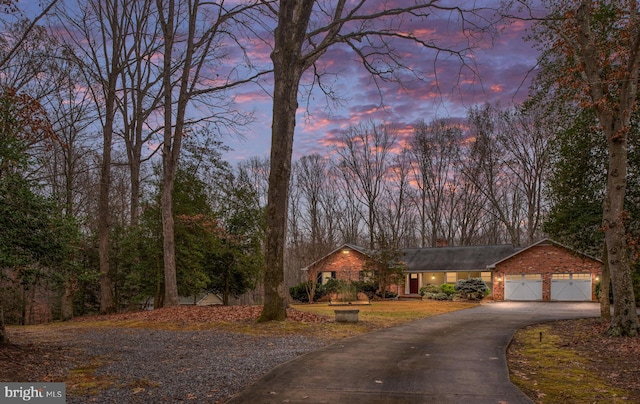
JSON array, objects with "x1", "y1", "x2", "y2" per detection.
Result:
[
  {"x1": 454, "y1": 278, "x2": 489, "y2": 301},
  {"x1": 420, "y1": 284, "x2": 455, "y2": 301},
  {"x1": 289, "y1": 279, "x2": 378, "y2": 303},
  {"x1": 289, "y1": 281, "x2": 320, "y2": 303},
  {"x1": 419, "y1": 284, "x2": 440, "y2": 296},
  {"x1": 351, "y1": 280, "x2": 378, "y2": 300},
  {"x1": 420, "y1": 282, "x2": 489, "y2": 301},
  {"x1": 440, "y1": 283, "x2": 456, "y2": 296}
]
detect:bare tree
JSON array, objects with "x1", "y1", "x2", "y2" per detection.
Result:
[
  {"x1": 156, "y1": 0, "x2": 259, "y2": 307},
  {"x1": 116, "y1": 0, "x2": 163, "y2": 226},
  {"x1": 409, "y1": 119, "x2": 462, "y2": 247},
  {"x1": 336, "y1": 122, "x2": 396, "y2": 249},
  {"x1": 447, "y1": 164, "x2": 485, "y2": 246},
  {"x1": 499, "y1": 105, "x2": 552, "y2": 244},
  {"x1": 335, "y1": 170, "x2": 365, "y2": 246},
  {"x1": 296, "y1": 154, "x2": 330, "y2": 252},
  {"x1": 237, "y1": 156, "x2": 270, "y2": 209},
  {"x1": 40, "y1": 61, "x2": 98, "y2": 320},
  {"x1": 259, "y1": 0, "x2": 501, "y2": 321},
  {"x1": 462, "y1": 104, "x2": 524, "y2": 246},
  {"x1": 0, "y1": 0, "x2": 59, "y2": 70},
  {"x1": 379, "y1": 147, "x2": 413, "y2": 248},
  {"x1": 58, "y1": 0, "x2": 135, "y2": 314}
]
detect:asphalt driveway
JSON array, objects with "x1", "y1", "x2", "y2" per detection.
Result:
[{"x1": 227, "y1": 302, "x2": 600, "y2": 404}]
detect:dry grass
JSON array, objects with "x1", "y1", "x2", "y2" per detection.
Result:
[
  {"x1": 508, "y1": 319, "x2": 640, "y2": 403},
  {"x1": 294, "y1": 300, "x2": 476, "y2": 325},
  {"x1": 59, "y1": 300, "x2": 479, "y2": 341}
]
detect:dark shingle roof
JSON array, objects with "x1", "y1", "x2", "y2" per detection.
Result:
[{"x1": 401, "y1": 245, "x2": 521, "y2": 272}]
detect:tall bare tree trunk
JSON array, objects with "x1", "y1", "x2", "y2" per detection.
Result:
[
  {"x1": 0, "y1": 270, "x2": 7, "y2": 344},
  {"x1": 157, "y1": 0, "x2": 180, "y2": 308},
  {"x1": 600, "y1": 244, "x2": 611, "y2": 321},
  {"x1": 98, "y1": 71, "x2": 118, "y2": 315},
  {"x1": 259, "y1": 0, "x2": 489, "y2": 320},
  {"x1": 259, "y1": 2, "x2": 313, "y2": 322},
  {"x1": 602, "y1": 130, "x2": 638, "y2": 335},
  {"x1": 60, "y1": 284, "x2": 73, "y2": 321},
  {"x1": 573, "y1": 0, "x2": 640, "y2": 337}
]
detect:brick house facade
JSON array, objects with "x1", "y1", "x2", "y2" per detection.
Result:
[
  {"x1": 490, "y1": 239, "x2": 602, "y2": 301},
  {"x1": 301, "y1": 239, "x2": 603, "y2": 302},
  {"x1": 303, "y1": 244, "x2": 369, "y2": 285}
]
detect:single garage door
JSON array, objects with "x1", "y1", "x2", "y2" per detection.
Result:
[
  {"x1": 551, "y1": 273, "x2": 592, "y2": 301},
  {"x1": 505, "y1": 274, "x2": 542, "y2": 300}
]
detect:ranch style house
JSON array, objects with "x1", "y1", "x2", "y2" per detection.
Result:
[{"x1": 302, "y1": 238, "x2": 603, "y2": 302}]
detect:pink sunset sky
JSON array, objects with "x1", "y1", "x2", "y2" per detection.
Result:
[
  {"x1": 14, "y1": 1, "x2": 544, "y2": 165},
  {"x1": 221, "y1": 4, "x2": 542, "y2": 164}
]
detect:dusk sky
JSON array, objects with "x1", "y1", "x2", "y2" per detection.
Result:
[
  {"x1": 15, "y1": 1, "x2": 544, "y2": 165},
  {"x1": 220, "y1": 3, "x2": 542, "y2": 165}
]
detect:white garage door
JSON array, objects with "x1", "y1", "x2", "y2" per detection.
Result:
[
  {"x1": 505, "y1": 274, "x2": 542, "y2": 301},
  {"x1": 551, "y1": 273, "x2": 592, "y2": 301}
]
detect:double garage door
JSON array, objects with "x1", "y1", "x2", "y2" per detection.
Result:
[{"x1": 504, "y1": 273, "x2": 592, "y2": 301}]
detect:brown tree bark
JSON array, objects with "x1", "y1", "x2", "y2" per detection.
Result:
[
  {"x1": 157, "y1": 0, "x2": 180, "y2": 308},
  {"x1": 259, "y1": 0, "x2": 495, "y2": 320},
  {"x1": 574, "y1": 0, "x2": 640, "y2": 336},
  {"x1": 259, "y1": 1, "x2": 313, "y2": 322},
  {"x1": 600, "y1": 244, "x2": 611, "y2": 322}
]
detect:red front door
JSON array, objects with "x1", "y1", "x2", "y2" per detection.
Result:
[{"x1": 409, "y1": 275, "x2": 419, "y2": 294}]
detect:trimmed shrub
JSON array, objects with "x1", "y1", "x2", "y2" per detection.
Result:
[
  {"x1": 454, "y1": 278, "x2": 489, "y2": 301},
  {"x1": 419, "y1": 284, "x2": 440, "y2": 296},
  {"x1": 322, "y1": 278, "x2": 343, "y2": 294},
  {"x1": 440, "y1": 283, "x2": 456, "y2": 296},
  {"x1": 352, "y1": 280, "x2": 378, "y2": 300}
]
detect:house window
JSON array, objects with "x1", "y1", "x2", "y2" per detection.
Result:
[
  {"x1": 553, "y1": 273, "x2": 591, "y2": 281},
  {"x1": 445, "y1": 272, "x2": 457, "y2": 283},
  {"x1": 319, "y1": 271, "x2": 336, "y2": 285},
  {"x1": 481, "y1": 272, "x2": 492, "y2": 283}
]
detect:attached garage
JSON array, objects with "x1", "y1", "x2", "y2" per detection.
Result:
[
  {"x1": 551, "y1": 273, "x2": 593, "y2": 301},
  {"x1": 491, "y1": 239, "x2": 602, "y2": 302},
  {"x1": 504, "y1": 274, "x2": 543, "y2": 301}
]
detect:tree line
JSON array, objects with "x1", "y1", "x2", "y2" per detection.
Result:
[{"x1": 1, "y1": 0, "x2": 639, "y2": 341}]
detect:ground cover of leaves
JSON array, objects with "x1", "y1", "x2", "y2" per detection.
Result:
[
  {"x1": 508, "y1": 318, "x2": 640, "y2": 403},
  {"x1": 1, "y1": 305, "x2": 639, "y2": 403}
]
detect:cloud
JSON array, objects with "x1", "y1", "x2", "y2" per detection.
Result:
[{"x1": 222, "y1": 1, "x2": 541, "y2": 164}]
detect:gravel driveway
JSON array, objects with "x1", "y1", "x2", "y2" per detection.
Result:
[{"x1": 65, "y1": 328, "x2": 326, "y2": 403}]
